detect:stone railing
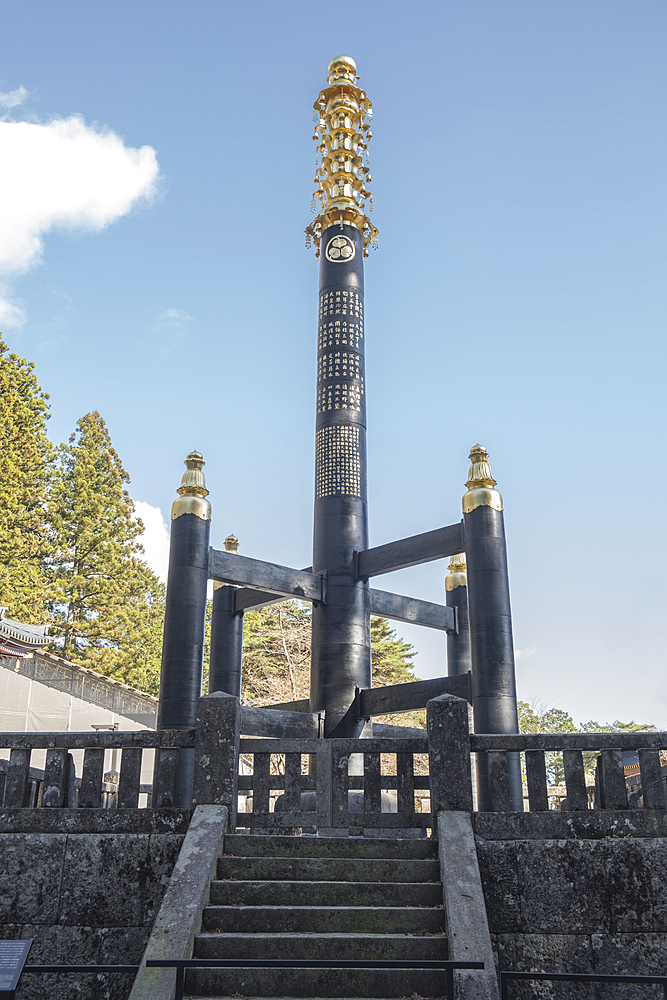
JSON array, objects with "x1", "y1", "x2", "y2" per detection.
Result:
[
  {"x1": 237, "y1": 736, "x2": 430, "y2": 832},
  {"x1": 4, "y1": 692, "x2": 659, "y2": 818},
  {"x1": 470, "y1": 731, "x2": 667, "y2": 812},
  {"x1": 0, "y1": 730, "x2": 194, "y2": 809}
]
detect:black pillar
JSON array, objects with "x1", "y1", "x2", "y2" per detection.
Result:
[
  {"x1": 209, "y1": 583, "x2": 243, "y2": 698},
  {"x1": 462, "y1": 445, "x2": 523, "y2": 811},
  {"x1": 445, "y1": 553, "x2": 472, "y2": 677},
  {"x1": 310, "y1": 223, "x2": 370, "y2": 737},
  {"x1": 157, "y1": 451, "x2": 210, "y2": 807}
]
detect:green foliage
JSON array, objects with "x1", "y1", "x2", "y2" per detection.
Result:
[
  {"x1": 370, "y1": 615, "x2": 417, "y2": 686},
  {"x1": 0, "y1": 336, "x2": 53, "y2": 621},
  {"x1": 47, "y1": 411, "x2": 163, "y2": 691},
  {"x1": 370, "y1": 616, "x2": 425, "y2": 730}
]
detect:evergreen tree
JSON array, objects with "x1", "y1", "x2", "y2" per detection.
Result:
[
  {"x1": 0, "y1": 336, "x2": 53, "y2": 622},
  {"x1": 370, "y1": 616, "x2": 417, "y2": 686},
  {"x1": 47, "y1": 411, "x2": 163, "y2": 689}
]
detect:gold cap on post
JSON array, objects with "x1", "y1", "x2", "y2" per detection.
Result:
[
  {"x1": 171, "y1": 451, "x2": 211, "y2": 520},
  {"x1": 224, "y1": 534, "x2": 239, "y2": 553},
  {"x1": 305, "y1": 55, "x2": 378, "y2": 257},
  {"x1": 445, "y1": 553, "x2": 467, "y2": 591},
  {"x1": 462, "y1": 444, "x2": 503, "y2": 514}
]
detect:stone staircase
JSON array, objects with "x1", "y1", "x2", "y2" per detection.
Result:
[{"x1": 185, "y1": 832, "x2": 447, "y2": 998}]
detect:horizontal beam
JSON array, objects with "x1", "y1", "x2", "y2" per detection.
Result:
[
  {"x1": 356, "y1": 521, "x2": 464, "y2": 579},
  {"x1": 0, "y1": 730, "x2": 195, "y2": 749},
  {"x1": 262, "y1": 699, "x2": 311, "y2": 713},
  {"x1": 471, "y1": 732, "x2": 667, "y2": 752},
  {"x1": 233, "y1": 567, "x2": 315, "y2": 614},
  {"x1": 233, "y1": 588, "x2": 283, "y2": 614},
  {"x1": 369, "y1": 589, "x2": 456, "y2": 632},
  {"x1": 372, "y1": 722, "x2": 428, "y2": 739},
  {"x1": 209, "y1": 549, "x2": 325, "y2": 604},
  {"x1": 240, "y1": 705, "x2": 321, "y2": 739},
  {"x1": 358, "y1": 673, "x2": 472, "y2": 718}
]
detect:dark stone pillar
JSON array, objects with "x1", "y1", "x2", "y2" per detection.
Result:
[
  {"x1": 310, "y1": 223, "x2": 370, "y2": 737},
  {"x1": 445, "y1": 553, "x2": 472, "y2": 677},
  {"x1": 462, "y1": 445, "x2": 523, "y2": 812},
  {"x1": 157, "y1": 451, "x2": 211, "y2": 807}
]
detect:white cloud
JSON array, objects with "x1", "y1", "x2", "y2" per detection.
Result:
[
  {"x1": 153, "y1": 308, "x2": 194, "y2": 329},
  {"x1": 515, "y1": 647, "x2": 537, "y2": 660},
  {"x1": 134, "y1": 502, "x2": 170, "y2": 583},
  {"x1": 0, "y1": 112, "x2": 159, "y2": 327},
  {"x1": 151, "y1": 307, "x2": 194, "y2": 355},
  {"x1": 0, "y1": 86, "x2": 28, "y2": 109}
]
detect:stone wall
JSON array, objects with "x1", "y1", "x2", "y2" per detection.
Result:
[
  {"x1": 0, "y1": 810, "x2": 190, "y2": 1000},
  {"x1": 475, "y1": 811, "x2": 667, "y2": 999}
]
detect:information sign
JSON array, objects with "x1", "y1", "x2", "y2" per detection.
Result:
[{"x1": 0, "y1": 939, "x2": 32, "y2": 997}]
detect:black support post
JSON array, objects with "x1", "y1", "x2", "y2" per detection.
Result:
[
  {"x1": 157, "y1": 451, "x2": 211, "y2": 807},
  {"x1": 209, "y1": 585, "x2": 243, "y2": 698},
  {"x1": 445, "y1": 552, "x2": 472, "y2": 677},
  {"x1": 310, "y1": 223, "x2": 370, "y2": 737},
  {"x1": 462, "y1": 445, "x2": 523, "y2": 812}
]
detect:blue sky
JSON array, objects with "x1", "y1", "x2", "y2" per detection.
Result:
[{"x1": 2, "y1": 0, "x2": 666, "y2": 725}]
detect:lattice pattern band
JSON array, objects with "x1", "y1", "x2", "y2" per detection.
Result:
[{"x1": 315, "y1": 425, "x2": 362, "y2": 498}]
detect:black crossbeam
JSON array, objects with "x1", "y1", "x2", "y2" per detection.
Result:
[
  {"x1": 358, "y1": 673, "x2": 472, "y2": 718},
  {"x1": 208, "y1": 549, "x2": 325, "y2": 603},
  {"x1": 233, "y1": 567, "x2": 315, "y2": 613},
  {"x1": 235, "y1": 585, "x2": 457, "y2": 632},
  {"x1": 356, "y1": 522, "x2": 463, "y2": 579},
  {"x1": 369, "y1": 588, "x2": 456, "y2": 632}
]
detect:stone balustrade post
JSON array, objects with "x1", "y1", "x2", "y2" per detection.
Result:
[
  {"x1": 426, "y1": 694, "x2": 474, "y2": 815},
  {"x1": 192, "y1": 692, "x2": 241, "y2": 828}
]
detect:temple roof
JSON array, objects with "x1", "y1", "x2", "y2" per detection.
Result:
[{"x1": 0, "y1": 607, "x2": 50, "y2": 651}]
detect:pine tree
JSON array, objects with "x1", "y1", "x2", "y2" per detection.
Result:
[
  {"x1": 47, "y1": 411, "x2": 163, "y2": 689},
  {"x1": 0, "y1": 335, "x2": 53, "y2": 622},
  {"x1": 370, "y1": 616, "x2": 417, "y2": 686}
]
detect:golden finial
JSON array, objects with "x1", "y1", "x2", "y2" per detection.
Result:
[
  {"x1": 224, "y1": 534, "x2": 239, "y2": 553},
  {"x1": 462, "y1": 444, "x2": 503, "y2": 514},
  {"x1": 172, "y1": 451, "x2": 211, "y2": 520},
  {"x1": 445, "y1": 553, "x2": 467, "y2": 592},
  {"x1": 305, "y1": 55, "x2": 378, "y2": 257}
]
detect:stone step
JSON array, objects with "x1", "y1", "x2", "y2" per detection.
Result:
[
  {"x1": 217, "y1": 856, "x2": 439, "y2": 883},
  {"x1": 223, "y1": 834, "x2": 436, "y2": 860},
  {"x1": 194, "y1": 932, "x2": 447, "y2": 961},
  {"x1": 184, "y1": 966, "x2": 446, "y2": 998},
  {"x1": 202, "y1": 905, "x2": 444, "y2": 935},
  {"x1": 209, "y1": 879, "x2": 442, "y2": 907}
]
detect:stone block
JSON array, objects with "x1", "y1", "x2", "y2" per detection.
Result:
[
  {"x1": 58, "y1": 834, "x2": 149, "y2": 926},
  {"x1": 604, "y1": 840, "x2": 667, "y2": 933},
  {"x1": 496, "y1": 933, "x2": 594, "y2": 1000},
  {"x1": 97, "y1": 925, "x2": 150, "y2": 964},
  {"x1": 476, "y1": 840, "x2": 521, "y2": 933},
  {"x1": 0, "y1": 808, "x2": 191, "y2": 835},
  {"x1": 0, "y1": 834, "x2": 66, "y2": 923},
  {"x1": 144, "y1": 835, "x2": 183, "y2": 924},
  {"x1": 591, "y1": 933, "x2": 667, "y2": 1000},
  {"x1": 517, "y1": 840, "x2": 609, "y2": 934},
  {"x1": 20, "y1": 923, "x2": 101, "y2": 963}
]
